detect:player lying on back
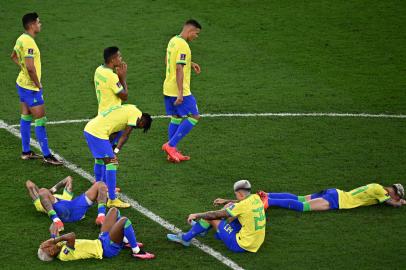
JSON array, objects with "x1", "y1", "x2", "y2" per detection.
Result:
[
  {"x1": 37, "y1": 207, "x2": 155, "y2": 261},
  {"x1": 167, "y1": 180, "x2": 266, "y2": 253},
  {"x1": 25, "y1": 176, "x2": 109, "y2": 230},
  {"x1": 84, "y1": 104, "x2": 152, "y2": 208},
  {"x1": 254, "y1": 183, "x2": 405, "y2": 212}
]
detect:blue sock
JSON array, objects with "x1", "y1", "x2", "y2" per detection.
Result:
[
  {"x1": 168, "y1": 117, "x2": 198, "y2": 147},
  {"x1": 182, "y1": 220, "x2": 211, "y2": 242},
  {"x1": 20, "y1": 114, "x2": 32, "y2": 153},
  {"x1": 168, "y1": 117, "x2": 182, "y2": 140},
  {"x1": 34, "y1": 117, "x2": 51, "y2": 156},
  {"x1": 106, "y1": 163, "x2": 117, "y2": 200},
  {"x1": 102, "y1": 165, "x2": 106, "y2": 183},
  {"x1": 97, "y1": 203, "x2": 106, "y2": 215},
  {"x1": 269, "y1": 193, "x2": 299, "y2": 200},
  {"x1": 268, "y1": 199, "x2": 311, "y2": 212},
  {"x1": 94, "y1": 159, "x2": 105, "y2": 182},
  {"x1": 124, "y1": 219, "x2": 138, "y2": 249}
]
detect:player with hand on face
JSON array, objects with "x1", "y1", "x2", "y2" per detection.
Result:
[
  {"x1": 11, "y1": 12, "x2": 62, "y2": 165},
  {"x1": 37, "y1": 207, "x2": 155, "y2": 262},
  {"x1": 162, "y1": 19, "x2": 202, "y2": 163},
  {"x1": 167, "y1": 180, "x2": 266, "y2": 253}
]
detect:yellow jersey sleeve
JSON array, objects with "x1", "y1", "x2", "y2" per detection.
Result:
[
  {"x1": 226, "y1": 201, "x2": 244, "y2": 217},
  {"x1": 372, "y1": 184, "x2": 390, "y2": 203},
  {"x1": 126, "y1": 105, "x2": 142, "y2": 127},
  {"x1": 107, "y1": 72, "x2": 124, "y2": 94},
  {"x1": 176, "y1": 41, "x2": 189, "y2": 65}
]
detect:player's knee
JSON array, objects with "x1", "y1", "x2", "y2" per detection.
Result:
[
  {"x1": 191, "y1": 114, "x2": 200, "y2": 120},
  {"x1": 38, "y1": 188, "x2": 50, "y2": 196},
  {"x1": 108, "y1": 207, "x2": 118, "y2": 215},
  {"x1": 25, "y1": 180, "x2": 34, "y2": 188}
]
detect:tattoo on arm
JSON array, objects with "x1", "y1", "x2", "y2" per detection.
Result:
[
  {"x1": 50, "y1": 176, "x2": 72, "y2": 193},
  {"x1": 40, "y1": 195, "x2": 55, "y2": 213},
  {"x1": 198, "y1": 210, "x2": 229, "y2": 220}
]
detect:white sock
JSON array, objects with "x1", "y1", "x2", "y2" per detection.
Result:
[
  {"x1": 123, "y1": 236, "x2": 129, "y2": 244},
  {"x1": 132, "y1": 246, "x2": 140, "y2": 254}
]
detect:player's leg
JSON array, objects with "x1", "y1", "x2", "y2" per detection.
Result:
[
  {"x1": 19, "y1": 100, "x2": 41, "y2": 159},
  {"x1": 38, "y1": 188, "x2": 64, "y2": 230},
  {"x1": 94, "y1": 159, "x2": 105, "y2": 182},
  {"x1": 268, "y1": 198, "x2": 312, "y2": 211},
  {"x1": 215, "y1": 219, "x2": 246, "y2": 253},
  {"x1": 85, "y1": 181, "x2": 108, "y2": 225},
  {"x1": 26, "y1": 180, "x2": 40, "y2": 201},
  {"x1": 101, "y1": 207, "x2": 120, "y2": 233},
  {"x1": 29, "y1": 93, "x2": 62, "y2": 165},
  {"x1": 268, "y1": 192, "x2": 306, "y2": 202},
  {"x1": 167, "y1": 218, "x2": 213, "y2": 246},
  {"x1": 162, "y1": 96, "x2": 181, "y2": 162}
]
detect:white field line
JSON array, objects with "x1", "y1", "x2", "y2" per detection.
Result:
[
  {"x1": 9, "y1": 112, "x2": 406, "y2": 127},
  {"x1": 0, "y1": 119, "x2": 245, "y2": 270}
]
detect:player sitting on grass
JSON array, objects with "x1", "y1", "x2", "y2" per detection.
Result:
[
  {"x1": 253, "y1": 183, "x2": 405, "y2": 212},
  {"x1": 84, "y1": 104, "x2": 152, "y2": 208},
  {"x1": 167, "y1": 180, "x2": 266, "y2": 253},
  {"x1": 25, "y1": 176, "x2": 109, "y2": 229},
  {"x1": 37, "y1": 207, "x2": 155, "y2": 261}
]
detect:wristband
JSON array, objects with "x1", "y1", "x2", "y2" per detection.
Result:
[{"x1": 114, "y1": 148, "x2": 120, "y2": 154}]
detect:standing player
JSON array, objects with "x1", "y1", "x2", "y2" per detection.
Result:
[
  {"x1": 93, "y1": 46, "x2": 129, "y2": 182},
  {"x1": 167, "y1": 180, "x2": 266, "y2": 253},
  {"x1": 84, "y1": 104, "x2": 152, "y2": 208},
  {"x1": 162, "y1": 19, "x2": 202, "y2": 163},
  {"x1": 253, "y1": 183, "x2": 406, "y2": 212},
  {"x1": 10, "y1": 12, "x2": 61, "y2": 165},
  {"x1": 37, "y1": 208, "x2": 155, "y2": 261}
]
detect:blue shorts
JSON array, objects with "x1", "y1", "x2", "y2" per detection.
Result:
[
  {"x1": 164, "y1": 95, "x2": 199, "y2": 117},
  {"x1": 310, "y1": 188, "x2": 339, "y2": 209},
  {"x1": 53, "y1": 194, "x2": 91, "y2": 222},
  {"x1": 84, "y1": 131, "x2": 115, "y2": 159},
  {"x1": 215, "y1": 219, "x2": 246, "y2": 253},
  {"x1": 99, "y1": 231, "x2": 122, "y2": 258},
  {"x1": 16, "y1": 84, "x2": 44, "y2": 107}
]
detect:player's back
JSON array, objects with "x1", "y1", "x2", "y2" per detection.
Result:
[
  {"x1": 57, "y1": 239, "x2": 103, "y2": 261},
  {"x1": 94, "y1": 65, "x2": 124, "y2": 114},
  {"x1": 84, "y1": 104, "x2": 142, "y2": 139},
  {"x1": 338, "y1": 183, "x2": 390, "y2": 209},
  {"x1": 14, "y1": 33, "x2": 41, "y2": 90}
]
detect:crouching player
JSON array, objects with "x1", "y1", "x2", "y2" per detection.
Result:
[
  {"x1": 256, "y1": 183, "x2": 405, "y2": 212},
  {"x1": 37, "y1": 207, "x2": 155, "y2": 261},
  {"x1": 167, "y1": 180, "x2": 266, "y2": 253},
  {"x1": 25, "y1": 176, "x2": 109, "y2": 229}
]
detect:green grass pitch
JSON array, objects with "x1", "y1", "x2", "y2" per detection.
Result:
[{"x1": 0, "y1": 1, "x2": 405, "y2": 269}]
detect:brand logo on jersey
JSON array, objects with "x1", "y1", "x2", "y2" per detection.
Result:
[
  {"x1": 227, "y1": 204, "x2": 235, "y2": 211},
  {"x1": 180, "y1": 54, "x2": 186, "y2": 60},
  {"x1": 116, "y1": 82, "x2": 122, "y2": 88},
  {"x1": 63, "y1": 248, "x2": 70, "y2": 254},
  {"x1": 28, "y1": 48, "x2": 34, "y2": 55}
]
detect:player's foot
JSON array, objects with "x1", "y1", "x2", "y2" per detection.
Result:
[
  {"x1": 124, "y1": 242, "x2": 144, "y2": 249},
  {"x1": 95, "y1": 215, "x2": 105, "y2": 225},
  {"x1": 21, "y1": 151, "x2": 42, "y2": 160},
  {"x1": 131, "y1": 249, "x2": 155, "y2": 260},
  {"x1": 190, "y1": 220, "x2": 208, "y2": 237},
  {"x1": 162, "y1": 143, "x2": 180, "y2": 163},
  {"x1": 107, "y1": 198, "x2": 130, "y2": 208},
  {"x1": 43, "y1": 155, "x2": 63, "y2": 165},
  {"x1": 176, "y1": 150, "x2": 190, "y2": 161},
  {"x1": 167, "y1": 233, "x2": 191, "y2": 247}
]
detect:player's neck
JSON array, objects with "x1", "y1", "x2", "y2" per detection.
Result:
[
  {"x1": 179, "y1": 31, "x2": 188, "y2": 41},
  {"x1": 104, "y1": 63, "x2": 115, "y2": 70},
  {"x1": 25, "y1": 30, "x2": 36, "y2": 39}
]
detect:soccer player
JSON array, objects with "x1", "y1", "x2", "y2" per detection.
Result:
[
  {"x1": 93, "y1": 46, "x2": 129, "y2": 182},
  {"x1": 162, "y1": 19, "x2": 202, "y2": 163},
  {"x1": 167, "y1": 180, "x2": 266, "y2": 253},
  {"x1": 10, "y1": 12, "x2": 61, "y2": 165},
  {"x1": 25, "y1": 176, "x2": 108, "y2": 229},
  {"x1": 37, "y1": 207, "x2": 155, "y2": 261},
  {"x1": 84, "y1": 104, "x2": 152, "y2": 208},
  {"x1": 253, "y1": 183, "x2": 405, "y2": 212}
]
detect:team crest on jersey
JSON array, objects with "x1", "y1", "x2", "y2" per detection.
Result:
[
  {"x1": 227, "y1": 204, "x2": 235, "y2": 210},
  {"x1": 28, "y1": 48, "x2": 34, "y2": 55},
  {"x1": 180, "y1": 54, "x2": 186, "y2": 60},
  {"x1": 63, "y1": 248, "x2": 70, "y2": 254},
  {"x1": 116, "y1": 82, "x2": 122, "y2": 88}
]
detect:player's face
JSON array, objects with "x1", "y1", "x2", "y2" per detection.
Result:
[
  {"x1": 32, "y1": 18, "x2": 42, "y2": 33},
  {"x1": 112, "y1": 51, "x2": 123, "y2": 67},
  {"x1": 188, "y1": 27, "x2": 200, "y2": 41}
]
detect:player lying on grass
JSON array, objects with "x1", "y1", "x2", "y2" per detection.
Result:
[
  {"x1": 84, "y1": 104, "x2": 152, "y2": 208},
  {"x1": 26, "y1": 176, "x2": 109, "y2": 230},
  {"x1": 215, "y1": 183, "x2": 405, "y2": 212},
  {"x1": 167, "y1": 180, "x2": 266, "y2": 253},
  {"x1": 37, "y1": 207, "x2": 155, "y2": 261}
]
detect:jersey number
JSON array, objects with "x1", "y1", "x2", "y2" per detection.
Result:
[
  {"x1": 166, "y1": 50, "x2": 171, "y2": 74},
  {"x1": 95, "y1": 81, "x2": 101, "y2": 105},
  {"x1": 252, "y1": 207, "x2": 266, "y2": 231}
]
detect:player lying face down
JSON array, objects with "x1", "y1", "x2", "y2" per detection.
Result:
[
  {"x1": 254, "y1": 183, "x2": 405, "y2": 212},
  {"x1": 26, "y1": 176, "x2": 109, "y2": 232},
  {"x1": 167, "y1": 180, "x2": 266, "y2": 253},
  {"x1": 38, "y1": 207, "x2": 155, "y2": 262}
]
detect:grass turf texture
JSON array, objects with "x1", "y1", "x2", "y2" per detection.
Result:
[{"x1": 0, "y1": 0, "x2": 405, "y2": 269}]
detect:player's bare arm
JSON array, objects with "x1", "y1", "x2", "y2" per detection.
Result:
[
  {"x1": 213, "y1": 198, "x2": 238, "y2": 206},
  {"x1": 114, "y1": 125, "x2": 134, "y2": 152},
  {"x1": 191, "y1": 62, "x2": 201, "y2": 74},
  {"x1": 25, "y1": 57, "x2": 42, "y2": 89},
  {"x1": 10, "y1": 50, "x2": 19, "y2": 66},
  {"x1": 49, "y1": 176, "x2": 73, "y2": 194},
  {"x1": 26, "y1": 180, "x2": 40, "y2": 200},
  {"x1": 385, "y1": 199, "x2": 403, "y2": 207},
  {"x1": 188, "y1": 209, "x2": 229, "y2": 223},
  {"x1": 53, "y1": 232, "x2": 76, "y2": 249},
  {"x1": 175, "y1": 64, "x2": 184, "y2": 105}
]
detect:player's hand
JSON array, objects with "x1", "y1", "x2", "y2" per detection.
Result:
[
  {"x1": 111, "y1": 155, "x2": 119, "y2": 164},
  {"x1": 174, "y1": 96, "x2": 183, "y2": 106},
  {"x1": 213, "y1": 198, "x2": 227, "y2": 206},
  {"x1": 53, "y1": 219, "x2": 64, "y2": 232},
  {"x1": 187, "y1": 213, "x2": 199, "y2": 224},
  {"x1": 401, "y1": 199, "x2": 406, "y2": 205},
  {"x1": 49, "y1": 222, "x2": 60, "y2": 238},
  {"x1": 192, "y1": 62, "x2": 201, "y2": 74},
  {"x1": 116, "y1": 62, "x2": 128, "y2": 79},
  {"x1": 38, "y1": 82, "x2": 43, "y2": 89}
]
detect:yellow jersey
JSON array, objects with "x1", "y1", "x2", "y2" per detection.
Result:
[
  {"x1": 338, "y1": 183, "x2": 390, "y2": 209},
  {"x1": 84, "y1": 104, "x2": 142, "y2": 140},
  {"x1": 57, "y1": 239, "x2": 103, "y2": 261},
  {"x1": 94, "y1": 65, "x2": 124, "y2": 114},
  {"x1": 163, "y1": 35, "x2": 192, "y2": 97},
  {"x1": 226, "y1": 194, "x2": 266, "y2": 252},
  {"x1": 33, "y1": 189, "x2": 73, "y2": 213},
  {"x1": 14, "y1": 33, "x2": 41, "y2": 91}
]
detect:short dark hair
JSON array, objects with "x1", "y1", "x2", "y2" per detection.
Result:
[
  {"x1": 140, "y1": 113, "x2": 152, "y2": 133},
  {"x1": 103, "y1": 46, "x2": 119, "y2": 63},
  {"x1": 185, "y1": 19, "x2": 201, "y2": 29},
  {"x1": 22, "y1": 12, "x2": 39, "y2": 30}
]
